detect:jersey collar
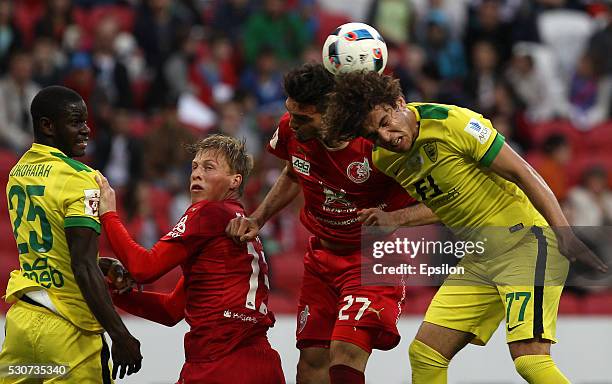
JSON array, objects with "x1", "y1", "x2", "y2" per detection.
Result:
[{"x1": 30, "y1": 143, "x2": 67, "y2": 156}]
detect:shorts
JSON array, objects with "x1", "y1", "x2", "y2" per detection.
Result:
[
  {"x1": 424, "y1": 226, "x2": 569, "y2": 345},
  {"x1": 296, "y1": 237, "x2": 405, "y2": 353},
  {"x1": 177, "y1": 338, "x2": 284, "y2": 384},
  {"x1": 0, "y1": 300, "x2": 112, "y2": 383}
]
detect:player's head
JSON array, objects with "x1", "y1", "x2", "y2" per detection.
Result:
[
  {"x1": 325, "y1": 70, "x2": 415, "y2": 152},
  {"x1": 187, "y1": 134, "x2": 253, "y2": 203},
  {"x1": 283, "y1": 62, "x2": 334, "y2": 142},
  {"x1": 31, "y1": 85, "x2": 89, "y2": 158}
]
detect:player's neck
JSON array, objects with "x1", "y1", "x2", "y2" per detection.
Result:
[{"x1": 319, "y1": 138, "x2": 349, "y2": 151}]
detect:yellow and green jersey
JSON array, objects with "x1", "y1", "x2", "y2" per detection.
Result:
[
  {"x1": 4, "y1": 143, "x2": 103, "y2": 332},
  {"x1": 373, "y1": 103, "x2": 547, "y2": 250}
]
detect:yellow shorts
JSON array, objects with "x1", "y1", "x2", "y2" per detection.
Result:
[
  {"x1": 424, "y1": 226, "x2": 569, "y2": 345},
  {"x1": 0, "y1": 300, "x2": 113, "y2": 383}
]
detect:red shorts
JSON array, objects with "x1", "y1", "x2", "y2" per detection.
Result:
[
  {"x1": 296, "y1": 237, "x2": 405, "y2": 353},
  {"x1": 176, "y1": 338, "x2": 285, "y2": 384}
]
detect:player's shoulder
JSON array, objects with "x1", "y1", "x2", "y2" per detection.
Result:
[
  {"x1": 189, "y1": 199, "x2": 244, "y2": 222},
  {"x1": 51, "y1": 152, "x2": 97, "y2": 181},
  {"x1": 410, "y1": 103, "x2": 479, "y2": 141}
]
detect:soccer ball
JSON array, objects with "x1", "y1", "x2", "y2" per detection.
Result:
[{"x1": 322, "y1": 22, "x2": 388, "y2": 75}]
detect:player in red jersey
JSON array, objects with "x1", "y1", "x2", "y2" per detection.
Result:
[
  {"x1": 226, "y1": 63, "x2": 437, "y2": 384},
  {"x1": 96, "y1": 134, "x2": 285, "y2": 384}
]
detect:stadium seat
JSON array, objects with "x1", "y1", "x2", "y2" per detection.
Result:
[
  {"x1": 582, "y1": 290, "x2": 612, "y2": 314},
  {"x1": 315, "y1": 10, "x2": 350, "y2": 45},
  {"x1": 583, "y1": 121, "x2": 612, "y2": 152},
  {"x1": 12, "y1": 1, "x2": 45, "y2": 46},
  {"x1": 529, "y1": 120, "x2": 584, "y2": 150},
  {"x1": 558, "y1": 291, "x2": 581, "y2": 314}
]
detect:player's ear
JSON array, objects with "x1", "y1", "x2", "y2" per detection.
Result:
[
  {"x1": 39, "y1": 117, "x2": 54, "y2": 137},
  {"x1": 229, "y1": 174, "x2": 242, "y2": 192},
  {"x1": 396, "y1": 97, "x2": 406, "y2": 110}
]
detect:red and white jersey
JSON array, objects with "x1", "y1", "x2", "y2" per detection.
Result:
[
  {"x1": 268, "y1": 113, "x2": 415, "y2": 246},
  {"x1": 161, "y1": 199, "x2": 274, "y2": 362}
]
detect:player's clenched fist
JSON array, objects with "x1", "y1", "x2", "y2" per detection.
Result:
[
  {"x1": 98, "y1": 257, "x2": 136, "y2": 294},
  {"x1": 226, "y1": 216, "x2": 261, "y2": 242}
]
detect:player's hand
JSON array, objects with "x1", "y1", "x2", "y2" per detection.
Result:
[
  {"x1": 358, "y1": 208, "x2": 400, "y2": 227},
  {"x1": 110, "y1": 334, "x2": 142, "y2": 380},
  {"x1": 225, "y1": 216, "x2": 261, "y2": 242},
  {"x1": 556, "y1": 228, "x2": 608, "y2": 273},
  {"x1": 98, "y1": 257, "x2": 136, "y2": 294},
  {"x1": 95, "y1": 173, "x2": 117, "y2": 215}
]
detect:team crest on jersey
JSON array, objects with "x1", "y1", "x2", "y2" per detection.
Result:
[
  {"x1": 166, "y1": 215, "x2": 188, "y2": 238},
  {"x1": 298, "y1": 305, "x2": 310, "y2": 334},
  {"x1": 346, "y1": 157, "x2": 372, "y2": 183},
  {"x1": 423, "y1": 142, "x2": 438, "y2": 162},
  {"x1": 84, "y1": 189, "x2": 100, "y2": 216},
  {"x1": 464, "y1": 118, "x2": 492, "y2": 144},
  {"x1": 292, "y1": 155, "x2": 310, "y2": 176}
]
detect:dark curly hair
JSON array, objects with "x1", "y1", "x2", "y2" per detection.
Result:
[
  {"x1": 324, "y1": 71, "x2": 402, "y2": 142},
  {"x1": 283, "y1": 62, "x2": 335, "y2": 112}
]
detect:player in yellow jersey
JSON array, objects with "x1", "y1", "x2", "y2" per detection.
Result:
[
  {"x1": 0, "y1": 86, "x2": 142, "y2": 383},
  {"x1": 323, "y1": 71, "x2": 608, "y2": 384}
]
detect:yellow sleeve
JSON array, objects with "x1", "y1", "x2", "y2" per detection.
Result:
[
  {"x1": 62, "y1": 171, "x2": 101, "y2": 234},
  {"x1": 446, "y1": 109, "x2": 505, "y2": 167}
]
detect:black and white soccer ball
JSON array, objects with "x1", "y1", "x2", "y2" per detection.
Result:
[{"x1": 322, "y1": 22, "x2": 388, "y2": 75}]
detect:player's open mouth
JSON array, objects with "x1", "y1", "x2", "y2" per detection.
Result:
[
  {"x1": 392, "y1": 137, "x2": 402, "y2": 147},
  {"x1": 76, "y1": 138, "x2": 88, "y2": 148},
  {"x1": 191, "y1": 185, "x2": 203, "y2": 191}
]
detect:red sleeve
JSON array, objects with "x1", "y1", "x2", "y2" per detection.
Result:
[
  {"x1": 101, "y1": 212, "x2": 189, "y2": 283},
  {"x1": 266, "y1": 113, "x2": 291, "y2": 160},
  {"x1": 112, "y1": 277, "x2": 185, "y2": 327}
]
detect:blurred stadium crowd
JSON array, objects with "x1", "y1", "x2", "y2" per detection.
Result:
[{"x1": 0, "y1": 0, "x2": 611, "y2": 314}]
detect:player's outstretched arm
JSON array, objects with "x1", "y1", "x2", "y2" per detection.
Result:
[
  {"x1": 96, "y1": 173, "x2": 190, "y2": 282},
  {"x1": 67, "y1": 227, "x2": 143, "y2": 380},
  {"x1": 226, "y1": 161, "x2": 300, "y2": 242},
  {"x1": 112, "y1": 277, "x2": 185, "y2": 327},
  {"x1": 358, "y1": 203, "x2": 439, "y2": 227},
  {"x1": 490, "y1": 143, "x2": 608, "y2": 273}
]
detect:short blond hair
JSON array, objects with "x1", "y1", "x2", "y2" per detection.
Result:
[{"x1": 187, "y1": 134, "x2": 254, "y2": 195}]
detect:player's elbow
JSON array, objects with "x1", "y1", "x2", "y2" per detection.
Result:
[
  {"x1": 161, "y1": 315, "x2": 184, "y2": 327},
  {"x1": 128, "y1": 269, "x2": 158, "y2": 284}
]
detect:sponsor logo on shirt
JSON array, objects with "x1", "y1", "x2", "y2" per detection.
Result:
[
  {"x1": 346, "y1": 157, "x2": 372, "y2": 183},
  {"x1": 292, "y1": 156, "x2": 310, "y2": 176},
  {"x1": 298, "y1": 305, "x2": 310, "y2": 334},
  {"x1": 321, "y1": 186, "x2": 356, "y2": 215},
  {"x1": 223, "y1": 309, "x2": 258, "y2": 324},
  {"x1": 166, "y1": 215, "x2": 188, "y2": 238},
  {"x1": 84, "y1": 189, "x2": 100, "y2": 216},
  {"x1": 464, "y1": 118, "x2": 491, "y2": 144}
]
